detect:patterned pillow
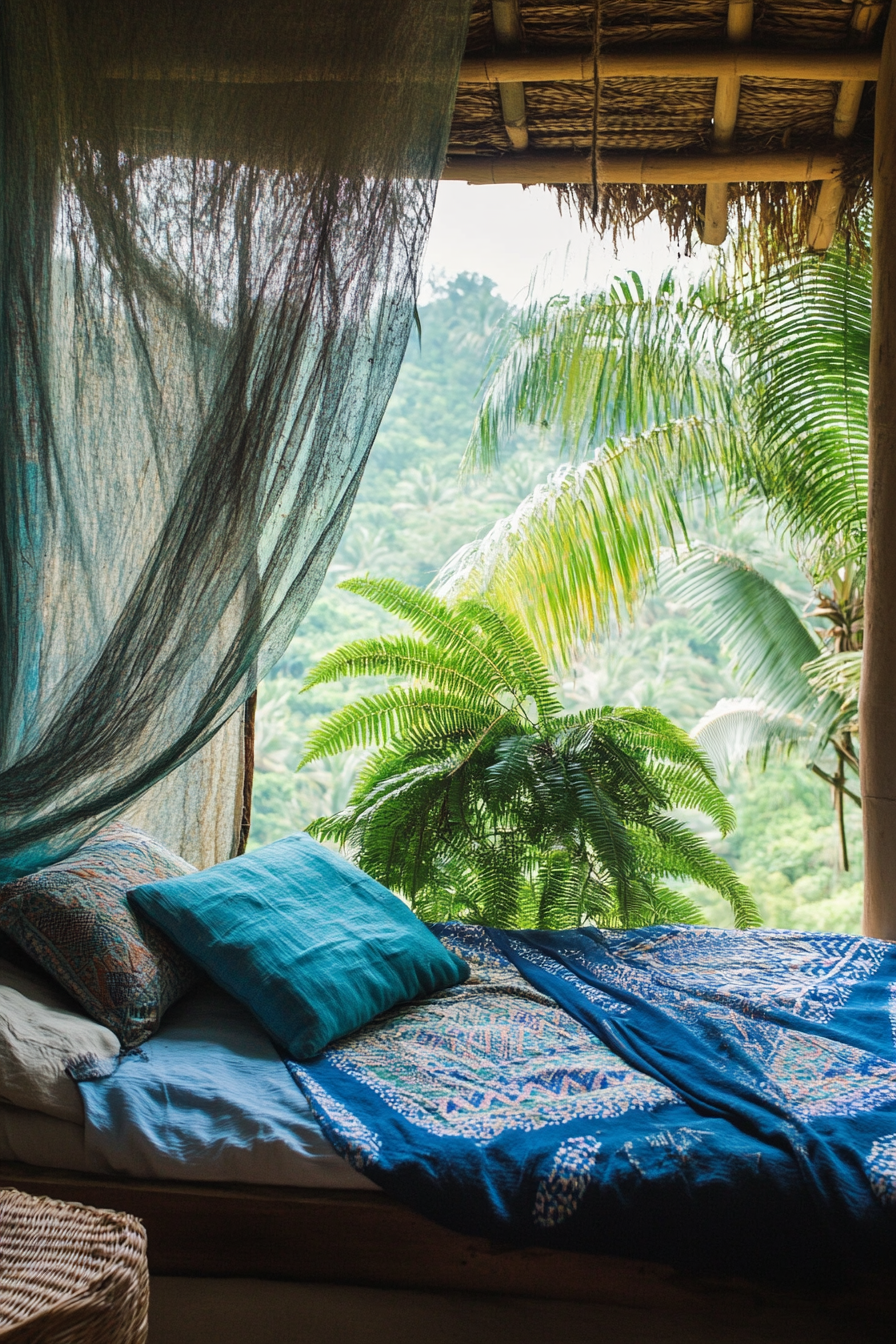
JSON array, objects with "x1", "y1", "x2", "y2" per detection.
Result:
[{"x1": 0, "y1": 825, "x2": 200, "y2": 1048}]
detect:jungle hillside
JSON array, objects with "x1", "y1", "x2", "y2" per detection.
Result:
[{"x1": 251, "y1": 273, "x2": 863, "y2": 933}]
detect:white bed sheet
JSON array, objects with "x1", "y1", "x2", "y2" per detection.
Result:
[
  {"x1": 0, "y1": 1101, "x2": 103, "y2": 1172},
  {"x1": 2, "y1": 983, "x2": 374, "y2": 1191}
]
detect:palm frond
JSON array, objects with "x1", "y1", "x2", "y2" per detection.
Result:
[
  {"x1": 692, "y1": 697, "x2": 811, "y2": 777},
  {"x1": 729, "y1": 245, "x2": 868, "y2": 574},
  {"x1": 803, "y1": 649, "x2": 862, "y2": 701},
  {"x1": 439, "y1": 419, "x2": 738, "y2": 662},
  {"x1": 660, "y1": 546, "x2": 822, "y2": 717},
  {"x1": 467, "y1": 270, "x2": 734, "y2": 471}
]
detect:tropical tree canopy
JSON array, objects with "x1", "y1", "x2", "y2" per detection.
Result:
[
  {"x1": 439, "y1": 241, "x2": 868, "y2": 867},
  {"x1": 300, "y1": 577, "x2": 759, "y2": 930}
]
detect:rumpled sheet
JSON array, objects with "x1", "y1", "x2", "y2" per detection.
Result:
[
  {"x1": 78, "y1": 982, "x2": 374, "y2": 1188},
  {"x1": 287, "y1": 924, "x2": 896, "y2": 1276}
]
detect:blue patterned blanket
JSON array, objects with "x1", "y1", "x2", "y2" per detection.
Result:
[{"x1": 286, "y1": 924, "x2": 896, "y2": 1276}]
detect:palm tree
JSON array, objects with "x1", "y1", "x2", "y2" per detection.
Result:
[
  {"x1": 438, "y1": 242, "x2": 869, "y2": 869},
  {"x1": 299, "y1": 576, "x2": 759, "y2": 930}
]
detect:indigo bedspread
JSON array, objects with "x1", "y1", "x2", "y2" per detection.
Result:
[{"x1": 287, "y1": 924, "x2": 896, "y2": 1276}]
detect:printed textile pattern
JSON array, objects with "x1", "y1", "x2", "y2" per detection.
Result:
[
  {"x1": 530, "y1": 925, "x2": 887, "y2": 1027},
  {"x1": 0, "y1": 824, "x2": 198, "y2": 1047},
  {"x1": 866, "y1": 1134, "x2": 896, "y2": 1206},
  {"x1": 532, "y1": 1134, "x2": 603, "y2": 1229},
  {"x1": 292, "y1": 924, "x2": 674, "y2": 1151},
  {"x1": 499, "y1": 926, "x2": 896, "y2": 1119},
  {"x1": 287, "y1": 923, "x2": 896, "y2": 1274}
]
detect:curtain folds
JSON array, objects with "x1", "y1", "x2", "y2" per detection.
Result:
[{"x1": 0, "y1": 0, "x2": 470, "y2": 880}]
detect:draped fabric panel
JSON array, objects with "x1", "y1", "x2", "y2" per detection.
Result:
[
  {"x1": 0, "y1": 0, "x2": 470, "y2": 880},
  {"x1": 123, "y1": 711, "x2": 245, "y2": 870}
]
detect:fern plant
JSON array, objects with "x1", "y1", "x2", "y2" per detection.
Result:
[{"x1": 299, "y1": 577, "x2": 759, "y2": 930}]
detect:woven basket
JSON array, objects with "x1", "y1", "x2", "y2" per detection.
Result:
[{"x1": 0, "y1": 1188, "x2": 148, "y2": 1344}]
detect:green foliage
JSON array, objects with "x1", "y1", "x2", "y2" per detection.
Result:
[
  {"x1": 329, "y1": 272, "x2": 546, "y2": 591},
  {"x1": 469, "y1": 271, "x2": 735, "y2": 471},
  {"x1": 450, "y1": 247, "x2": 868, "y2": 655},
  {"x1": 441, "y1": 247, "x2": 869, "y2": 872},
  {"x1": 251, "y1": 275, "x2": 859, "y2": 934},
  {"x1": 690, "y1": 757, "x2": 863, "y2": 934},
  {"x1": 249, "y1": 275, "x2": 550, "y2": 849},
  {"x1": 661, "y1": 547, "x2": 822, "y2": 718},
  {"x1": 736, "y1": 246, "x2": 869, "y2": 578},
  {"x1": 301, "y1": 578, "x2": 759, "y2": 931}
]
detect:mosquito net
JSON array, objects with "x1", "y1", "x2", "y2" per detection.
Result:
[{"x1": 0, "y1": 0, "x2": 470, "y2": 880}]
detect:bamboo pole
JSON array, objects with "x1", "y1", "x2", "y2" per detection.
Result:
[
  {"x1": 491, "y1": 0, "x2": 528, "y2": 151},
  {"x1": 442, "y1": 149, "x2": 839, "y2": 186},
  {"x1": 456, "y1": 47, "x2": 882, "y2": 85},
  {"x1": 861, "y1": 7, "x2": 896, "y2": 939},
  {"x1": 102, "y1": 48, "x2": 884, "y2": 86},
  {"x1": 807, "y1": 2, "x2": 884, "y2": 250},
  {"x1": 702, "y1": 0, "x2": 754, "y2": 246}
]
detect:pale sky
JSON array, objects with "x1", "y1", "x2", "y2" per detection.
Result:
[{"x1": 422, "y1": 180, "x2": 707, "y2": 304}]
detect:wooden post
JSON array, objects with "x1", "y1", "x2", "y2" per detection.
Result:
[
  {"x1": 807, "y1": 2, "x2": 884, "y2": 250},
  {"x1": 702, "y1": 0, "x2": 753, "y2": 245},
  {"x1": 491, "y1": 0, "x2": 528, "y2": 151},
  {"x1": 862, "y1": 7, "x2": 896, "y2": 939}
]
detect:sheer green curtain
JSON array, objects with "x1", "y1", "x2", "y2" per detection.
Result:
[{"x1": 0, "y1": 0, "x2": 470, "y2": 880}]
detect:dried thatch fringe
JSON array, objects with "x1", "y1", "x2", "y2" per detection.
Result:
[
  {"x1": 449, "y1": 0, "x2": 882, "y2": 252},
  {"x1": 552, "y1": 146, "x2": 871, "y2": 270}
]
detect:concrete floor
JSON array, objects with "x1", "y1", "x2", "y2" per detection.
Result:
[{"x1": 147, "y1": 1277, "x2": 892, "y2": 1344}]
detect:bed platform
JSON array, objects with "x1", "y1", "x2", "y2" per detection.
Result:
[{"x1": 3, "y1": 1162, "x2": 895, "y2": 1343}]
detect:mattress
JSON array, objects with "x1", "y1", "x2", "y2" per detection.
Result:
[{"x1": 2, "y1": 982, "x2": 374, "y2": 1190}]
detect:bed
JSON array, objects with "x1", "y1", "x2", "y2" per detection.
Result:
[
  {"x1": 3, "y1": 823, "x2": 896, "y2": 1344},
  {"x1": 4, "y1": 921, "x2": 896, "y2": 1344}
]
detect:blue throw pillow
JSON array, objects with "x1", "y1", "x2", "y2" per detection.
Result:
[{"x1": 128, "y1": 833, "x2": 469, "y2": 1059}]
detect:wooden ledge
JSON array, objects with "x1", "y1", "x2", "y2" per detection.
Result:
[
  {"x1": 458, "y1": 45, "x2": 881, "y2": 84},
  {"x1": 0, "y1": 1162, "x2": 737, "y2": 1309},
  {"x1": 1, "y1": 1162, "x2": 894, "y2": 1336},
  {"x1": 442, "y1": 150, "x2": 841, "y2": 186}
]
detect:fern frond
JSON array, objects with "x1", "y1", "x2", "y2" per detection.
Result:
[
  {"x1": 299, "y1": 688, "x2": 497, "y2": 764},
  {"x1": 635, "y1": 884, "x2": 708, "y2": 927},
  {"x1": 631, "y1": 817, "x2": 761, "y2": 929},
  {"x1": 338, "y1": 576, "x2": 523, "y2": 702},
  {"x1": 302, "y1": 633, "x2": 511, "y2": 711},
  {"x1": 458, "y1": 598, "x2": 565, "y2": 721}
]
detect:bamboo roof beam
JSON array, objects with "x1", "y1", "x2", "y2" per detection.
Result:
[
  {"x1": 442, "y1": 149, "x2": 840, "y2": 186},
  {"x1": 101, "y1": 48, "x2": 884, "y2": 86},
  {"x1": 456, "y1": 48, "x2": 882, "y2": 84},
  {"x1": 491, "y1": 0, "x2": 528, "y2": 152},
  {"x1": 807, "y1": 2, "x2": 885, "y2": 250},
  {"x1": 701, "y1": 0, "x2": 754, "y2": 245}
]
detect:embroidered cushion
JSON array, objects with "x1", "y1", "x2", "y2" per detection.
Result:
[
  {"x1": 0, "y1": 825, "x2": 199, "y2": 1048},
  {"x1": 129, "y1": 831, "x2": 470, "y2": 1059}
]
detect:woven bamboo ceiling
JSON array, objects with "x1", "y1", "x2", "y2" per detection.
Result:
[{"x1": 444, "y1": 0, "x2": 886, "y2": 248}]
